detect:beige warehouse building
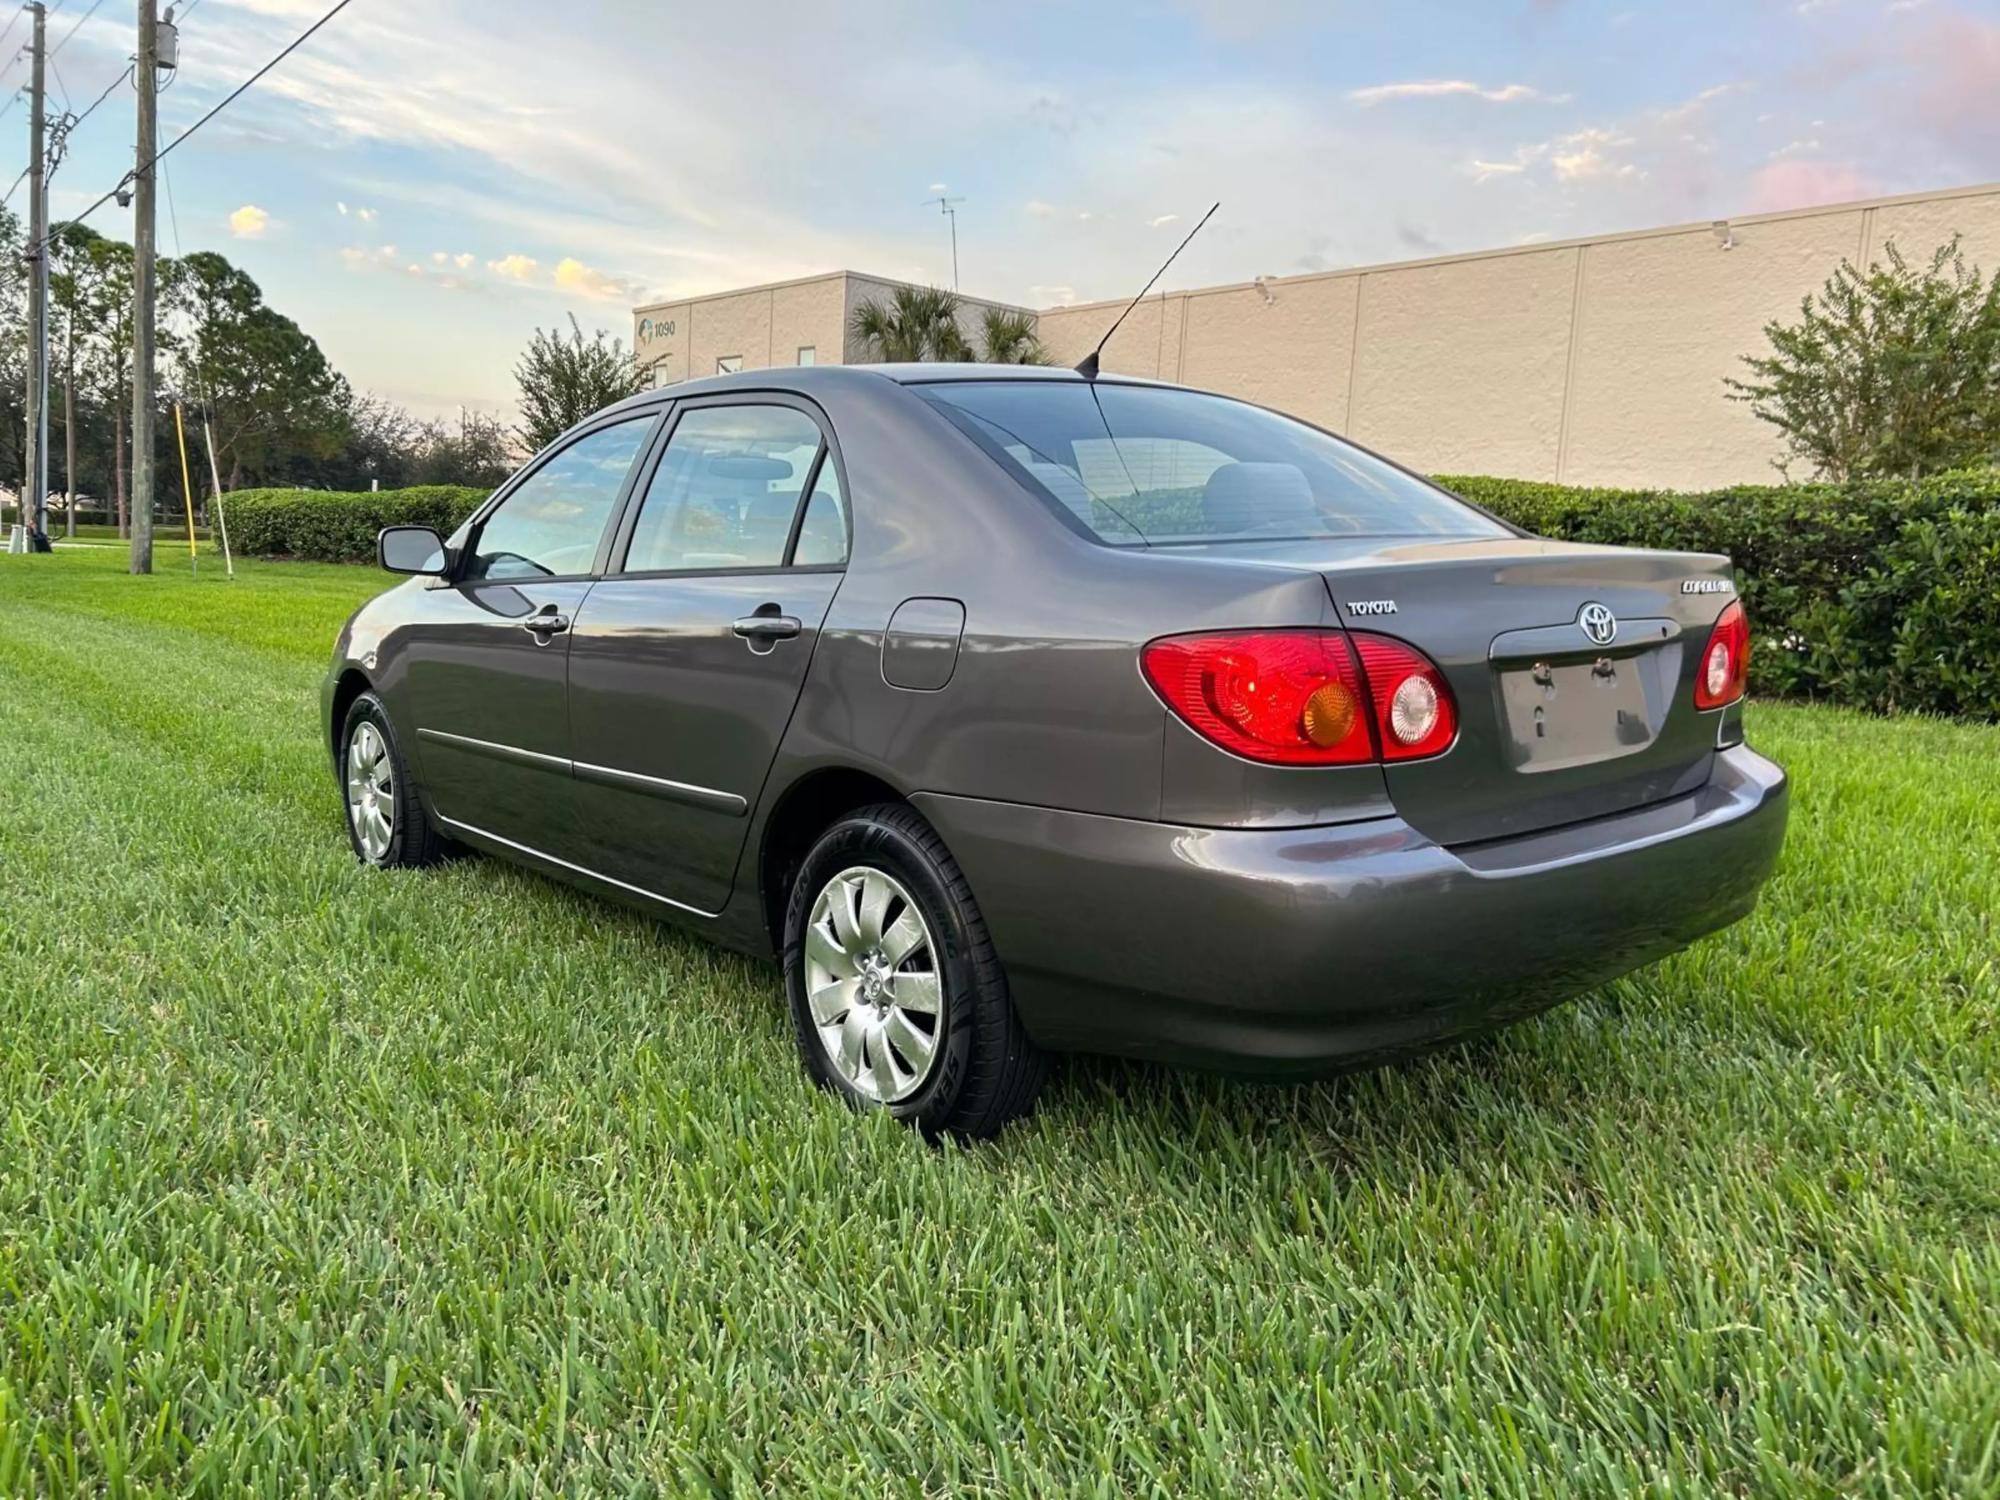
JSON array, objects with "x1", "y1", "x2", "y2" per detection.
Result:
[{"x1": 633, "y1": 181, "x2": 2000, "y2": 490}]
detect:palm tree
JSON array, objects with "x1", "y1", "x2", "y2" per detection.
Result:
[
  {"x1": 849, "y1": 285, "x2": 972, "y2": 362},
  {"x1": 979, "y1": 308, "x2": 1049, "y2": 365}
]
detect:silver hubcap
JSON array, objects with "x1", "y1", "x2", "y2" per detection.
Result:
[
  {"x1": 804, "y1": 865, "x2": 942, "y2": 1104},
  {"x1": 344, "y1": 721, "x2": 395, "y2": 862}
]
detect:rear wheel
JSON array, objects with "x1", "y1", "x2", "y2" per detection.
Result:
[
  {"x1": 340, "y1": 692, "x2": 447, "y2": 869},
  {"x1": 783, "y1": 803, "x2": 1048, "y2": 1138}
]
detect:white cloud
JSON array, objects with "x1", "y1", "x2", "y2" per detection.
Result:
[
  {"x1": 1349, "y1": 79, "x2": 1561, "y2": 106},
  {"x1": 552, "y1": 256, "x2": 634, "y2": 300},
  {"x1": 431, "y1": 250, "x2": 449, "y2": 264},
  {"x1": 454, "y1": 252, "x2": 475, "y2": 269},
  {"x1": 356, "y1": 207, "x2": 378, "y2": 223},
  {"x1": 1148, "y1": 213, "x2": 1180, "y2": 228},
  {"x1": 1469, "y1": 159, "x2": 1526, "y2": 182},
  {"x1": 1552, "y1": 146, "x2": 1607, "y2": 179},
  {"x1": 1024, "y1": 199, "x2": 1056, "y2": 217},
  {"x1": 1660, "y1": 83, "x2": 1737, "y2": 123},
  {"x1": 487, "y1": 253, "x2": 539, "y2": 280},
  {"x1": 339, "y1": 245, "x2": 399, "y2": 271},
  {"x1": 927, "y1": 181, "x2": 948, "y2": 193},
  {"x1": 228, "y1": 204, "x2": 270, "y2": 238},
  {"x1": 1028, "y1": 284, "x2": 1078, "y2": 304}
]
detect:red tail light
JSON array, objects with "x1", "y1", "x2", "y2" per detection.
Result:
[
  {"x1": 1141, "y1": 630, "x2": 1456, "y2": 766},
  {"x1": 1141, "y1": 630, "x2": 1374, "y2": 765},
  {"x1": 1693, "y1": 600, "x2": 1751, "y2": 710}
]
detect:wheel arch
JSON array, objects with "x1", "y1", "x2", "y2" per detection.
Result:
[
  {"x1": 757, "y1": 765, "x2": 911, "y2": 952},
  {"x1": 329, "y1": 668, "x2": 374, "y2": 758}
]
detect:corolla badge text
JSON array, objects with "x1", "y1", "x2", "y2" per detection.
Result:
[{"x1": 1681, "y1": 578, "x2": 1734, "y2": 594}]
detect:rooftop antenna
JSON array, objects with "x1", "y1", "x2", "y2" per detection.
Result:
[
  {"x1": 924, "y1": 193, "x2": 966, "y2": 290},
  {"x1": 1076, "y1": 201, "x2": 1219, "y2": 380}
]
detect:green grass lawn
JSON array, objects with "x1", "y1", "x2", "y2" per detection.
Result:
[{"x1": 1, "y1": 546, "x2": 1995, "y2": 1497}]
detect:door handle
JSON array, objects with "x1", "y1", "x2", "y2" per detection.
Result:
[
  {"x1": 732, "y1": 613, "x2": 802, "y2": 643},
  {"x1": 520, "y1": 612, "x2": 570, "y2": 644}
]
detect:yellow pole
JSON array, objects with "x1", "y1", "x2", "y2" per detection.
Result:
[{"x1": 172, "y1": 400, "x2": 199, "y2": 571}]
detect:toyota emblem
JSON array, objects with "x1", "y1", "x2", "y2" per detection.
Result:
[{"x1": 1578, "y1": 601, "x2": 1618, "y2": 646}]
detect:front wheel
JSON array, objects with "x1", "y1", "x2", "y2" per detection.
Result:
[
  {"x1": 340, "y1": 692, "x2": 447, "y2": 869},
  {"x1": 783, "y1": 803, "x2": 1048, "y2": 1138}
]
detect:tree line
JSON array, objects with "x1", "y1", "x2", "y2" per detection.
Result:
[{"x1": 0, "y1": 203, "x2": 523, "y2": 533}]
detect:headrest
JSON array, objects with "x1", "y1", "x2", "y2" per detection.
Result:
[
  {"x1": 1200, "y1": 462, "x2": 1316, "y2": 534},
  {"x1": 704, "y1": 454, "x2": 795, "y2": 483}
]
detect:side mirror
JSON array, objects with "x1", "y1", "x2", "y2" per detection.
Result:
[{"x1": 378, "y1": 525, "x2": 448, "y2": 576}]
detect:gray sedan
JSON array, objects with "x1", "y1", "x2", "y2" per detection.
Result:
[{"x1": 324, "y1": 365, "x2": 1787, "y2": 1136}]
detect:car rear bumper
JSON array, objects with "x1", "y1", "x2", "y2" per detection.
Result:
[{"x1": 912, "y1": 745, "x2": 1788, "y2": 1074}]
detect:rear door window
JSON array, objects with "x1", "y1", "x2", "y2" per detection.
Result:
[{"x1": 622, "y1": 405, "x2": 826, "y2": 573}]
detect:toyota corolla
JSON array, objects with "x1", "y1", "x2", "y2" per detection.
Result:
[{"x1": 324, "y1": 365, "x2": 1788, "y2": 1136}]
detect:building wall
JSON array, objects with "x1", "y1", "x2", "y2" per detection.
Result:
[
  {"x1": 634, "y1": 273, "x2": 1033, "y2": 384},
  {"x1": 1034, "y1": 182, "x2": 2000, "y2": 488},
  {"x1": 633, "y1": 271, "x2": 851, "y2": 385}
]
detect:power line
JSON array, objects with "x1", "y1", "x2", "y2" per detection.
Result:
[
  {"x1": 36, "y1": 58, "x2": 130, "y2": 194},
  {"x1": 0, "y1": 14, "x2": 25, "y2": 57},
  {"x1": 50, "y1": 0, "x2": 109, "y2": 58},
  {"x1": 44, "y1": 0, "x2": 359, "y2": 245},
  {"x1": 62, "y1": 59, "x2": 130, "y2": 136}
]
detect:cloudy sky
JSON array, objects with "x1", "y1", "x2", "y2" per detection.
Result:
[{"x1": 13, "y1": 0, "x2": 1998, "y2": 419}]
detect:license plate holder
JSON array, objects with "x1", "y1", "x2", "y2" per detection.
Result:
[{"x1": 1500, "y1": 657, "x2": 1659, "y2": 772}]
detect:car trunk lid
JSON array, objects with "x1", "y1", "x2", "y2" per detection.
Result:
[{"x1": 1297, "y1": 535, "x2": 1735, "y2": 846}]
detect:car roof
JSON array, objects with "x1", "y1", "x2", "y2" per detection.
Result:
[{"x1": 600, "y1": 361, "x2": 1178, "y2": 418}]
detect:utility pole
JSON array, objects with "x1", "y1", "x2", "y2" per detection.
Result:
[
  {"x1": 130, "y1": 0, "x2": 158, "y2": 573},
  {"x1": 22, "y1": 3, "x2": 47, "y2": 548}
]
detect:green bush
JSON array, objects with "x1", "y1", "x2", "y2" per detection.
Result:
[
  {"x1": 1436, "y1": 468, "x2": 2000, "y2": 719},
  {"x1": 225, "y1": 485, "x2": 489, "y2": 564}
]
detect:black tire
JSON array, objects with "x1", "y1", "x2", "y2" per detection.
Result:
[
  {"x1": 783, "y1": 802, "x2": 1049, "y2": 1139},
  {"x1": 339, "y1": 691, "x2": 448, "y2": 869}
]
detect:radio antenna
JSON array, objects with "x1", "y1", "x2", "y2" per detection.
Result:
[{"x1": 1075, "y1": 201, "x2": 1219, "y2": 379}]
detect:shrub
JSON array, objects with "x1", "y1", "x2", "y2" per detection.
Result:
[
  {"x1": 225, "y1": 485, "x2": 489, "y2": 564},
  {"x1": 1437, "y1": 468, "x2": 2000, "y2": 718},
  {"x1": 1724, "y1": 237, "x2": 2000, "y2": 481}
]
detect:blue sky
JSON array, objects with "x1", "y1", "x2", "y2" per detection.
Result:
[{"x1": 11, "y1": 0, "x2": 1997, "y2": 419}]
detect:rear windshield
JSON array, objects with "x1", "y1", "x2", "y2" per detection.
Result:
[{"x1": 920, "y1": 380, "x2": 1505, "y2": 546}]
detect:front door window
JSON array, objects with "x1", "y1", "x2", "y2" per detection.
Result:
[{"x1": 466, "y1": 417, "x2": 653, "y2": 581}]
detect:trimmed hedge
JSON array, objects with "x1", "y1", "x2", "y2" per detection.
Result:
[
  {"x1": 225, "y1": 486, "x2": 489, "y2": 565},
  {"x1": 222, "y1": 471, "x2": 2000, "y2": 719},
  {"x1": 1437, "y1": 468, "x2": 2000, "y2": 719}
]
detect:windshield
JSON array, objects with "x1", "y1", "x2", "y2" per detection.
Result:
[{"x1": 921, "y1": 380, "x2": 1506, "y2": 546}]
